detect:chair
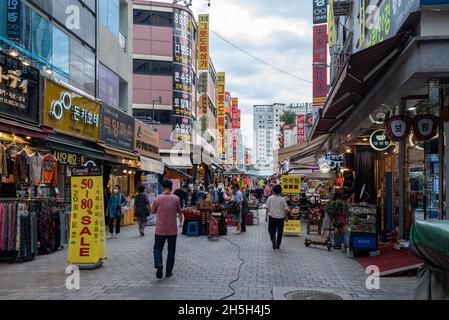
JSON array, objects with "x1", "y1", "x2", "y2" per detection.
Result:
[{"x1": 187, "y1": 221, "x2": 199, "y2": 237}]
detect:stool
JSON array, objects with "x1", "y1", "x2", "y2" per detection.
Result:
[{"x1": 187, "y1": 222, "x2": 199, "y2": 237}]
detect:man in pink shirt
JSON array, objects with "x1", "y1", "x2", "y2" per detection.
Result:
[{"x1": 151, "y1": 179, "x2": 183, "y2": 279}]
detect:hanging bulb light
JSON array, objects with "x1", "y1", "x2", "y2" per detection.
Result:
[{"x1": 8, "y1": 49, "x2": 19, "y2": 58}]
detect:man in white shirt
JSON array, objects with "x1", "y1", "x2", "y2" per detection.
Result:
[{"x1": 265, "y1": 185, "x2": 289, "y2": 250}]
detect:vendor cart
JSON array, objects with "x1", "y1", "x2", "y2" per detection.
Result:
[{"x1": 409, "y1": 220, "x2": 449, "y2": 300}]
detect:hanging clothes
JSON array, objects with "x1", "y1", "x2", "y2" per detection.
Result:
[
  {"x1": 0, "y1": 144, "x2": 8, "y2": 176},
  {"x1": 42, "y1": 154, "x2": 58, "y2": 186},
  {"x1": 13, "y1": 149, "x2": 30, "y2": 184},
  {"x1": 29, "y1": 153, "x2": 43, "y2": 186}
]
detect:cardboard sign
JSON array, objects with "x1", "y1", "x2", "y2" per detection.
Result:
[{"x1": 284, "y1": 220, "x2": 301, "y2": 235}]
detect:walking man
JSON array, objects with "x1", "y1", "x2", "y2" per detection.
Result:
[
  {"x1": 265, "y1": 185, "x2": 289, "y2": 250},
  {"x1": 151, "y1": 180, "x2": 183, "y2": 279}
]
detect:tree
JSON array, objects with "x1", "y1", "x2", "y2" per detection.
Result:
[{"x1": 280, "y1": 111, "x2": 296, "y2": 126}]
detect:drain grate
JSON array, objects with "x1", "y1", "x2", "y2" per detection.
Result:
[{"x1": 284, "y1": 290, "x2": 343, "y2": 300}]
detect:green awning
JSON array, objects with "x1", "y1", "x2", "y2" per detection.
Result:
[{"x1": 43, "y1": 137, "x2": 105, "y2": 160}]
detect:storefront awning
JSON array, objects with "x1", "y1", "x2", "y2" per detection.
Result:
[
  {"x1": 139, "y1": 156, "x2": 165, "y2": 175},
  {"x1": 44, "y1": 136, "x2": 105, "y2": 160},
  {"x1": 165, "y1": 166, "x2": 194, "y2": 181},
  {"x1": 278, "y1": 135, "x2": 329, "y2": 163},
  {"x1": 312, "y1": 33, "x2": 411, "y2": 139},
  {"x1": 161, "y1": 155, "x2": 193, "y2": 169},
  {"x1": 101, "y1": 145, "x2": 139, "y2": 162},
  {"x1": 0, "y1": 117, "x2": 53, "y2": 140}
]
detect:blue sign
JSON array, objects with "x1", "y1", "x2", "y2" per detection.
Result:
[{"x1": 351, "y1": 235, "x2": 377, "y2": 250}]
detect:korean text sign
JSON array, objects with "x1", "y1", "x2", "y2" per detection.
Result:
[
  {"x1": 217, "y1": 72, "x2": 226, "y2": 154},
  {"x1": 44, "y1": 80, "x2": 101, "y2": 141},
  {"x1": 281, "y1": 175, "x2": 302, "y2": 194},
  {"x1": 313, "y1": 24, "x2": 328, "y2": 99},
  {"x1": 100, "y1": 104, "x2": 135, "y2": 152},
  {"x1": 68, "y1": 166, "x2": 107, "y2": 264},
  {"x1": 197, "y1": 14, "x2": 209, "y2": 70}
]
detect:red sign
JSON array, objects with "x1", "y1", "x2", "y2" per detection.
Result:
[
  {"x1": 313, "y1": 24, "x2": 327, "y2": 99},
  {"x1": 297, "y1": 115, "x2": 306, "y2": 143}
]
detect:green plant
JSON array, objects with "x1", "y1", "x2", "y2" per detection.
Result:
[{"x1": 280, "y1": 110, "x2": 296, "y2": 126}]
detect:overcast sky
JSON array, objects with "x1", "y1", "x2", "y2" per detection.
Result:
[{"x1": 161, "y1": 0, "x2": 313, "y2": 147}]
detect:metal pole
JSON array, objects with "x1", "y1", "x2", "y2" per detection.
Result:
[
  {"x1": 439, "y1": 85, "x2": 444, "y2": 220},
  {"x1": 398, "y1": 99, "x2": 407, "y2": 239}
]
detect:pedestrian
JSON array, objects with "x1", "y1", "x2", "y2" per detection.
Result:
[
  {"x1": 241, "y1": 188, "x2": 250, "y2": 233},
  {"x1": 190, "y1": 185, "x2": 200, "y2": 207},
  {"x1": 151, "y1": 179, "x2": 183, "y2": 279},
  {"x1": 134, "y1": 185, "x2": 150, "y2": 237},
  {"x1": 106, "y1": 185, "x2": 128, "y2": 239},
  {"x1": 174, "y1": 184, "x2": 190, "y2": 208},
  {"x1": 264, "y1": 184, "x2": 272, "y2": 203},
  {"x1": 265, "y1": 184, "x2": 289, "y2": 250},
  {"x1": 231, "y1": 185, "x2": 243, "y2": 234}
]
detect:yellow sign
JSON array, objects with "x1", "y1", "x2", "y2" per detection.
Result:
[
  {"x1": 217, "y1": 72, "x2": 226, "y2": 154},
  {"x1": 44, "y1": 80, "x2": 101, "y2": 141},
  {"x1": 328, "y1": 0, "x2": 336, "y2": 48},
  {"x1": 68, "y1": 167, "x2": 107, "y2": 265},
  {"x1": 284, "y1": 220, "x2": 301, "y2": 235},
  {"x1": 259, "y1": 179, "x2": 265, "y2": 186},
  {"x1": 313, "y1": 96, "x2": 327, "y2": 104},
  {"x1": 281, "y1": 175, "x2": 302, "y2": 194},
  {"x1": 197, "y1": 14, "x2": 209, "y2": 71}
]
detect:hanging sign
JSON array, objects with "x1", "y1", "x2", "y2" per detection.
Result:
[
  {"x1": 385, "y1": 115, "x2": 411, "y2": 141},
  {"x1": 370, "y1": 129, "x2": 392, "y2": 151},
  {"x1": 413, "y1": 114, "x2": 439, "y2": 141},
  {"x1": 313, "y1": 0, "x2": 328, "y2": 25},
  {"x1": 281, "y1": 175, "x2": 302, "y2": 194},
  {"x1": 197, "y1": 14, "x2": 210, "y2": 70},
  {"x1": 68, "y1": 166, "x2": 107, "y2": 265}
]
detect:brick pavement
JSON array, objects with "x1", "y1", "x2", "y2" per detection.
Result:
[{"x1": 0, "y1": 219, "x2": 416, "y2": 300}]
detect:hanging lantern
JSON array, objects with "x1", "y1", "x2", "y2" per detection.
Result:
[
  {"x1": 385, "y1": 115, "x2": 412, "y2": 141},
  {"x1": 413, "y1": 114, "x2": 439, "y2": 141}
]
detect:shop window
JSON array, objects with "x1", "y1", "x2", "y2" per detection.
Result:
[
  {"x1": 133, "y1": 9, "x2": 173, "y2": 28},
  {"x1": 133, "y1": 59, "x2": 173, "y2": 76}
]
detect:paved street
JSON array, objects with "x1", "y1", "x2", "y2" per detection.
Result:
[{"x1": 0, "y1": 220, "x2": 416, "y2": 300}]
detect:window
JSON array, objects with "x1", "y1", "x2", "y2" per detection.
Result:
[
  {"x1": 31, "y1": 11, "x2": 52, "y2": 62},
  {"x1": 99, "y1": 64, "x2": 120, "y2": 108},
  {"x1": 52, "y1": 26, "x2": 69, "y2": 74},
  {"x1": 133, "y1": 10, "x2": 173, "y2": 27},
  {"x1": 133, "y1": 59, "x2": 173, "y2": 76},
  {"x1": 100, "y1": 0, "x2": 120, "y2": 37}
]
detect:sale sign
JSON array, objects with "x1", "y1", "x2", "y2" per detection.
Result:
[{"x1": 68, "y1": 166, "x2": 107, "y2": 265}]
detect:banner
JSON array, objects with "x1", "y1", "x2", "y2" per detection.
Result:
[
  {"x1": 313, "y1": 0, "x2": 328, "y2": 25},
  {"x1": 297, "y1": 115, "x2": 306, "y2": 143},
  {"x1": 281, "y1": 175, "x2": 302, "y2": 194},
  {"x1": 68, "y1": 166, "x2": 106, "y2": 265},
  {"x1": 197, "y1": 14, "x2": 209, "y2": 70},
  {"x1": 328, "y1": 0, "x2": 336, "y2": 48},
  {"x1": 217, "y1": 72, "x2": 226, "y2": 154},
  {"x1": 313, "y1": 24, "x2": 328, "y2": 99}
]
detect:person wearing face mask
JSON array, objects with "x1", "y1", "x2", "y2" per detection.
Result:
[{"x1": 106, "y1": 185, "x2": 128, "y2": 239}]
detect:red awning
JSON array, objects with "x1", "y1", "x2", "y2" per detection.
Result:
[
  {"x1": 0, "y1": 117, "x2": 53, "y2": 139},
  {"x1": 312, "y1": 33, "x2": 411, "y2": 138}
]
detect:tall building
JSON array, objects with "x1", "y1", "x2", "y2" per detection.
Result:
[{"x1": 254, "y1": 102, "x2": 312, "y2": 170}]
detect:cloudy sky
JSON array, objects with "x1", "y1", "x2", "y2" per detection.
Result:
[{"x1": 162, "y1": 0, "x2": 314, "y2": 147}]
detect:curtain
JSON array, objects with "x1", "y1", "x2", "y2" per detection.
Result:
[{"x1": 355, "y1": 146, "x2": 375, "y2": 204}]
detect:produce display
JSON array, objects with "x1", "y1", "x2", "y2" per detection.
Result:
[
  {"x1": 181, "y1": 207, "x2": 201, "y2": 219},
  {"x1": 345, "y1": 204, "x2": 377, "y2": 234}
]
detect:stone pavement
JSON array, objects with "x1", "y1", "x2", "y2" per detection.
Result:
[{"x1": 0, "y1": 219, "x2": 416, "y2": 300}]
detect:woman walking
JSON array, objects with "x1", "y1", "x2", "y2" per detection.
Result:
[
  {"x1": 134, "y1": 185, "x2": 150, "y2": 237},
  {"x1": 106, "y1": 185, "x2": 128, "y2": 239}
]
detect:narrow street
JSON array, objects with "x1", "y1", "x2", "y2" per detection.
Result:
[{"x1": 0, "y1": 221, "x2": 415, "y2": 300}]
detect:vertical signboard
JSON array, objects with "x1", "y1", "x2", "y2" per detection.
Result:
[
  {"x1": 297, "y1": 115, "x2": 306, "y2": 143},
  {"x1": 217, "y1": 72, "x2": 226, "y2": 154},
  {"x1": 173, "y1": 8, "x2": 194, "y2": 142},
  {"x1": 231, "y1": 98, "x2": 240, "y2": 129},
  {"x1": 198, "y1": 14, "x2": 209, "y2": 71},
  {"x1": 7, "y1": 0, "x2": 21, "y2": 42},
  {"x1": 313, "y1": 24, "x2": 328, "y2": 107},
  {"x1": 68, "y1": 166, "x2": 106, "y2": 265},
  {"x1": 313, "y1": 0, "x2": 328, "y2": 24}
]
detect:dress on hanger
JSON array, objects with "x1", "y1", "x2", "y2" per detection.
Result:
[
  {"x1": 42, "y1": 154, "x2": 58, "y2": 187},
  {"x1": 29, "y1": 153, "x2": 44, "y2": 186}
]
